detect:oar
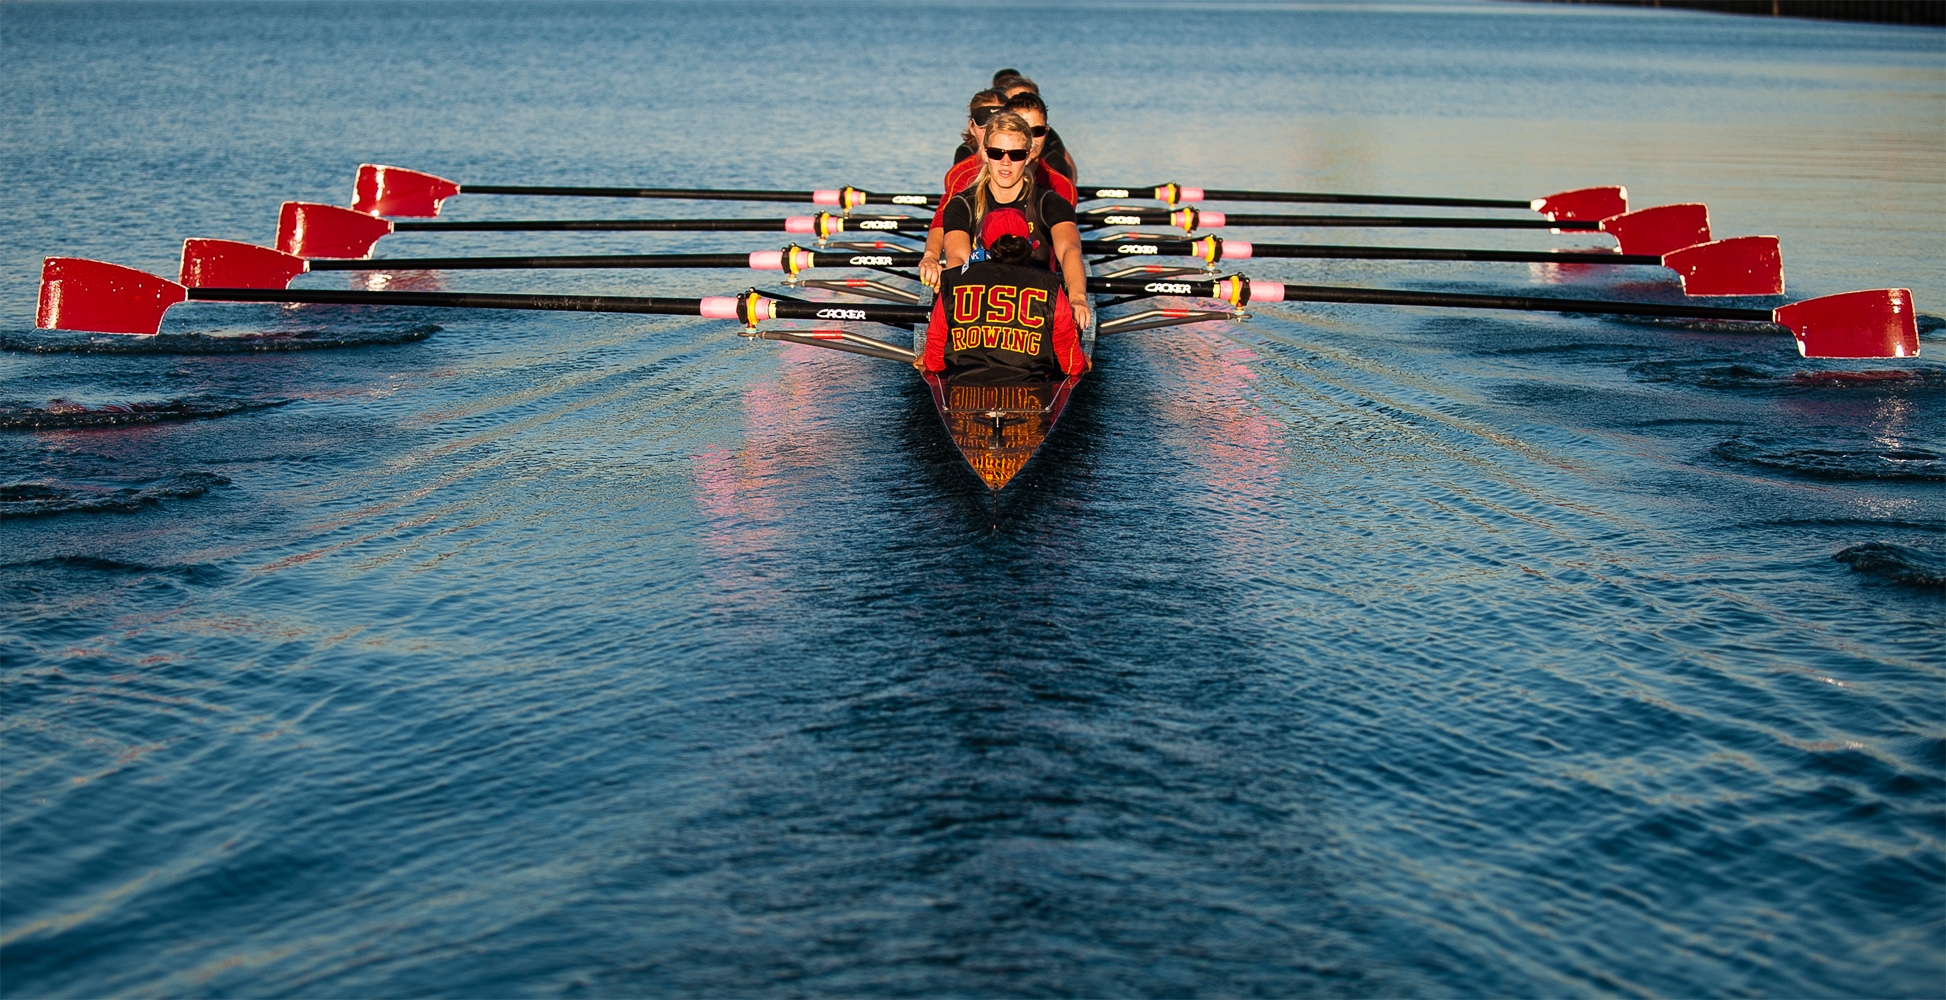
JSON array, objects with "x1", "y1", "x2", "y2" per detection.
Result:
[
  {"x1": 279, "y1": 200, "x2": 1702, "y2": 261},
  {"x1": 353, "y1": 165, "x2": 1624, "y2": 222},
  {"x1": 193, "y1": 226, "x2": 1780, "y2": 300},
  {"x1": 43, "y1": 257, "x2": 1916, "y2": 360},
  {"x1": 1082, "y1": 204, "x2": 1712, "y2": 257},
  {"x1": 353, "y1": 164, "x2": 936, "y2": 217},
  {"x1": 1209, "y1": 278, "x2": 1916, "y2": 360},
  {"x1": 275, "y1": 203, "x2": 928, "y2": 259},
  {"x1": 179, "y1": 239, "x2": 931, "y2": 306},
  {"x1": 1088, "y1": 234, "x2": 1782, "y2": 296},
  {"x1": 35, "y1": 258, "x2": 925, "y2": 361},
  {"x1": 1080, "y1": 184, "x2": 1626, "y2": 220}
]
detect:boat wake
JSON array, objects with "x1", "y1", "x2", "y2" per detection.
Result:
[
  {"x1": 1631, "y1": 358, "x2": 1946, "y2": 391},
  {"x1": 0, "y1": 396, "x2": 292, "y2": 431},
  {"x1": 1834, "y1": 541, "x2": 1946, "y2": 589},
  {"x1": 0, "y1": 472, "x2": 230, "y2": 518},
  {"x1": 0, "y1": 324, "x2": 439, "y2": 354},
  {"x1": 1712, "y1": 434, "x2": 1944, "y2": 481}
]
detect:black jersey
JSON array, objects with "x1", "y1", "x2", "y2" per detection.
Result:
[
  {"x1": 939, "y1": 184, "x2": 1077, "y2": 271},
  {"x1": 1041, "y1": 127, "x2": 1074, "y2": 180},
  {"x1": 925, "y1": 259, "x2": 1085, "y2": 381}
]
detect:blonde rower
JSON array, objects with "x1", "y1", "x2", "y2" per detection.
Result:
[{"x1": 937, "y1": 112, "x2": 1090, "y2": 333}]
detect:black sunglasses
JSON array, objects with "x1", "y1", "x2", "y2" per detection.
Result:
[
  {"x1": 984, "y1": 147, "x2": 1029, "y2": 162},
  {"x1": 1028, "y1": 125, "x2": 1049, "y2": 138},
  {"x1": 970, "y1": 105, "x2": 1004, "y2": 126}
]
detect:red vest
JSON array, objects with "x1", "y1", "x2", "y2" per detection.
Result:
[{"x1": 924, "y1": 259, "x2": 1084, "y2": 381}]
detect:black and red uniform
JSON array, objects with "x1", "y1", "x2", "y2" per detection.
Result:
[
  {"x1": 937, "y1": 184, "x2": 1076, "y2": 273},
  {"x1": 929, "y1": 158, "x2": 1076, "y2": 241},
  {"x1": 921, "y1": 258, "x2": 1087, "y2": 381}
]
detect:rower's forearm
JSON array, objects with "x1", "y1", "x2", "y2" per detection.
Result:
[
  {"x1": 1061, "y1": 250, "x2": 1087, "y2": 301},
  {"x1": 923, "y1": 229, "x2": 943, "y2": 259}
]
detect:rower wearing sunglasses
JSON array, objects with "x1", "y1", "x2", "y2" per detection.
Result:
[
  {"x1": 992, "y1": 74, "x2": 1077, "y2": 182},
  {"x1": 935, "y1": 112, "x2": 1091, "y2": 334},
  {"x1": 920, "y1": 93, "x2": 1079, "y2": 287},
  {"x1": 997, "y1": 92, "x2": 1074, "y2": 182}
]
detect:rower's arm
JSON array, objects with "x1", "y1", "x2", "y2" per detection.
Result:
[
  {"x1": 1050, "y1": 221, "x2": 1091, "y2": 326},
  {"x1": 920, "y1": 228, "x2": 945, "y2": 287},
  {"x1": 942, "y1": 230, "x2": 972, "y2": 270}
]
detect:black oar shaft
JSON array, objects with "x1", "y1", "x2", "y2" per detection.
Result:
[
  {"x1": 1219, "y1": 214, "x2": 1596, "y2": 230},
  {"x1": 307, "y1": 253, "x2": 757, "y2": 271},
  {"x1": 1079, "y1": 240, "x2": 1658, "y2": 265},
  {"x1": 1089, "y1": 277, "x2": 1231, "y2": 296},
  {"x1": 463, "y1": 185, "x2": 819, "y2": 201},
  {"x1": 390, "y1": 216, "x2": 934, "y2": 234},
  {"x1": 188, "y1": 288, "x2": 710, "y2": 314},
  {"x1": 1085, "y1": 209, "x2": 1598, "y2": 231},
  {"x1": 1079, "y1": 187, "x2": 1531, "y2": 209},
  {"x1": 1240, "y1": 244, "x2": 1658, "y2": 265},
  {"x1": 1275, "y1": 284, "x2": 1771, "y2": 321},
  {"x1": 457, "y1": 185, "x2": 936, "y2": 205},
  {"x1": 392, "y1": 219, "x2": 793, "y2": 233},
  {"x1": 1086, "y1": 276, "x2": 1771, "y2": 320},
  {"x1": 183, "y1": 288, "x2": 929, "y2": 324},
  {"x1": 1200, "y1": 190, "x2": 1530, "y2": 209}
]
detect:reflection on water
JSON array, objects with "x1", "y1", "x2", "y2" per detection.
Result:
[{"x1": 929, "y1": 378, "x2": 1074, "y2": 492}]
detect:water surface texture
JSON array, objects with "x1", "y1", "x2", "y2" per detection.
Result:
[{"x1": 3, "y1": 1, "x2": 1943, "y2": 996}]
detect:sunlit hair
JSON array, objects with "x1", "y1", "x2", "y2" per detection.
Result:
[
  {"x1": 999, "y1": 74, "x2": 1038, "y2": 95},
  {"x1": 991, "y1": 68, "x2": 1021, "y2": 86},
  {"x1": 959, "y1": 89, "x2": 1005, "y2": 148},
  {"x1": 1004, "y1": 91, "x2": 1047, "y2": 119},
  {"x1": 972, "y1": 112, "x2": 1038, "y2": 230}
]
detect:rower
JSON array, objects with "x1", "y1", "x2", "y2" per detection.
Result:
[
  {"x1": 920, "y1": 102, "x2": 1079, "y2": 288},
  {"x1": 999, "y1": 92, "x2": 1074, "y2": 182},
  {"x1": 918, "y1": 208, "x2": 1088, "y2": 381},
  {"x1": 951, "y1": 89, "x2": 1007, "y2": 167},
  {"x1": 992, "y1": 74, "x2": 1077, "y2": 182},
  {"x1": 936, "y1": 112, "x2": 1091, "y2": 333}
]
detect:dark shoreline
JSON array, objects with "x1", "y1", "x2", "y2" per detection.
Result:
[{"x1": 1517, "y1": 0, "x2": 1945, "y2": 26}]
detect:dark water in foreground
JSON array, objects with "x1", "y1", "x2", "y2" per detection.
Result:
[{"x1": 4, "y1": 1, "x2": 1943, "y2": 996}]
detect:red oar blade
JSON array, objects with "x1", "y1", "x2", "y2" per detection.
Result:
[
  {"x1": 1532, "y1": 185, "x2": 1627, "y2": 222},
  {"x1": 352, "y1": 164, "x2": 462, "y2": 217},
  {"x1": 1599, "y1": 203, "x2": 1711, "y2": 256},
  {"x1": 1662, "y1": 236, "x2": 1784, "y2": 297},
  {"x1": 277, "y1": 202, "x2": 393, "y2": 258},
  {"x1": 180, "y1": 239, "x2": 309, "y2": 290},
  {"x1": 37, "y1": 258, "x2": 186, "y2": 335},
  {"x1": 1774, "y1": 289, "x2": 1920, "y2": 359}
]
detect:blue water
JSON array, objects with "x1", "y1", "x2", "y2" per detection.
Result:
[{"x1": 3, "y1": 1, "x2": 1943, "y2": 996}]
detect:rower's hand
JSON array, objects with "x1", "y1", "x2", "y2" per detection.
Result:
[
  {"x1": 919, "y1": 255, "x2": 942, "y2": 289},
  {"x1": 1071, "y1": 301, "x2": 1092, "y2": 331}
]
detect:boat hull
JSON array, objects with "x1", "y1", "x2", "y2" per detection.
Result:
[
  {"x1": 922, "y1": 266, "x2": 1097, "y2": 496},
  {"x1": 922, "y1": 373, "x2": 1083, "y2": 493}
]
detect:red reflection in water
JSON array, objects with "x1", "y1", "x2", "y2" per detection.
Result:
[
  {"x1": 692, "y1": 341, "x2": 869, "y2": 576},
  {"x1": 1148, "y1": 320, "x2": 1285, "y2": 523}
]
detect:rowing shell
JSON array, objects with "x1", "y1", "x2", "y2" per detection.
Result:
[{"x1": 921, "y1": 264, "x2": 1098, "y2": 496}]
